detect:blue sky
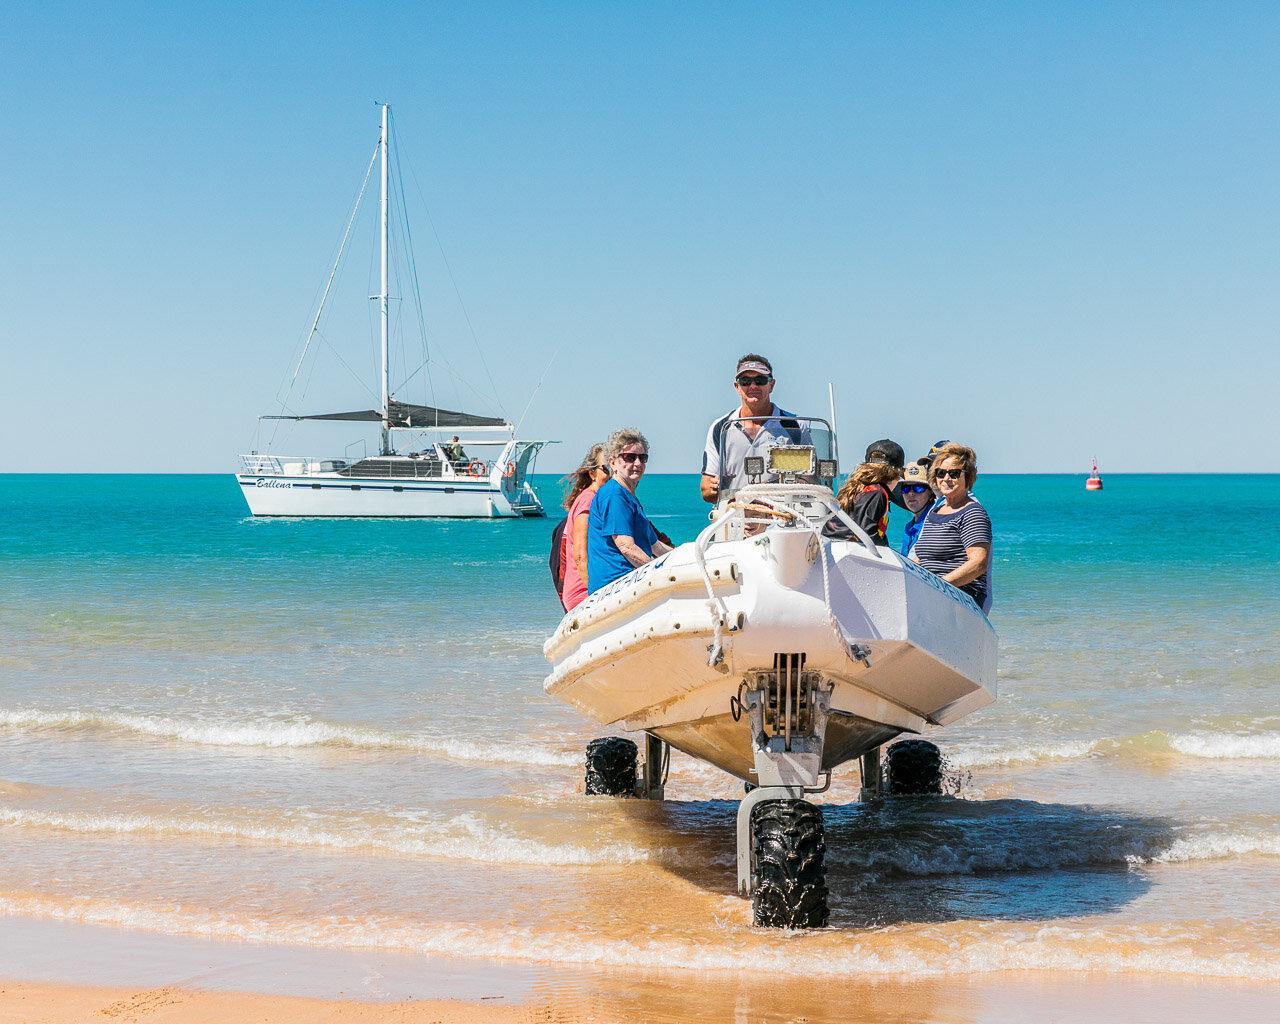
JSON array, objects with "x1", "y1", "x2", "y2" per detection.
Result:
[{"x1": 2, "y1": 2, "x2": 1276, "y2": 474}]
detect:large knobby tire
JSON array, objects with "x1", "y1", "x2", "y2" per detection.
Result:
[
  {"x1": 885, "y1": 739, "x2": 943, "y2": 795},
  {"x1": 584, "y1": 736, "x2": 637, "y2": 796},
  {"x1": 752, "y1": 800, "x2": 829, "y2": 929}
]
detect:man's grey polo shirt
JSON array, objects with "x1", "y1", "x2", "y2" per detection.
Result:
[{"x1": 701, "y1": 405, "x2": 811, "y2": 495}]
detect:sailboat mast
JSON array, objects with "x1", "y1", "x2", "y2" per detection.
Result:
[{"x1": 379, "y1": 103, "x2": 391, "y2": 455}]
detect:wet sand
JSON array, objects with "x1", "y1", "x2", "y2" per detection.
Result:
[
  {"x1": 5, "y1": 972, "x2": 1280, "y2": 1024},
  {"x1": 3, "y1": 916, "x2": 1280, "y2": 1023},
  {"x1": 0, "y1": 983, "x2": 524, "y2": 1023}
]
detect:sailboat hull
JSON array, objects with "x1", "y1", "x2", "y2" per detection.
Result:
[{"x1": 236, "y1": 473, "x2": 538, "y2": 517}]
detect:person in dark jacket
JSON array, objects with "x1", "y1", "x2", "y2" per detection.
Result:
[{"x1": 836, "y1": 439, "x2": 905, "y2": 546}]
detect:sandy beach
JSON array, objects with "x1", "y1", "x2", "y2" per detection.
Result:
[
  {"x1": 5, "y1": 915, "x2": 1280, "y2": 1024},
  {"x1": 6, "y1": 968, "x2": 1280, "y2": 1024},
  {"x1": 0, "y1": 983, "x2": 527, "y2": 1024}
]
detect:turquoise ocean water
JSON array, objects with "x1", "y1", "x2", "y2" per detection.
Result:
[{"x1": 2, "y1": 473, "x2": 1279, "y2": 1009}]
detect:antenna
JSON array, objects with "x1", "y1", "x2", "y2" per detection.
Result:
[
  {"x1": 827, "y1": 381, "x2": 841, "y2": 479},
  {"x1": 514, "y1": 346, "x2": 562, "y2": 436}
]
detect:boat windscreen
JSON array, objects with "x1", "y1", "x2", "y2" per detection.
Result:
[{"x1": 716, "y1": 415, "x2": 838, "y2": 496}]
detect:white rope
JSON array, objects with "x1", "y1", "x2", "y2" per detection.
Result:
[
  {"x1": 693, "y1": 506, "x2": 742, "y2": 666},
  {"x1": 692, "y1": 490, "x2": 884, "y2": 668}
]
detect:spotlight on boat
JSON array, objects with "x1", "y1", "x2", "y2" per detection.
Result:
[{"x1": 768, "y1": 445, "x2": 816, "y2": 483}]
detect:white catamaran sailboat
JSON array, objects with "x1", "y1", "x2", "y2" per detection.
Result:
[{"x1": 237, "y1": 105, "x2": 552, "y2": 518}]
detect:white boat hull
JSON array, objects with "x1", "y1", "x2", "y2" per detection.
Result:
[
  {"x1": 544, "y1": 488, "x2": 997, "y2": 783},
  {"x1": 237, "y1": 473, "x2": 536, "y2": 517}
]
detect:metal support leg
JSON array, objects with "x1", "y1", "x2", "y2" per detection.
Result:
[
  {"x1": 736, "y1": 784, "x2": 805, "y2": 895},
  {"x1": 859, "y1": 745, "x2": 882, "y2": 802},
  {"x1": 734, "y1": 679, "x2": 833, "y2": 895},
  {"x1": 640, "y1": 733, "x2": 666, "y2": 800}
]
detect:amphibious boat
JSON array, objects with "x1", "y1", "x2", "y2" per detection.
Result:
[{"x1": 543, "y1": 418, "x2": 997, "y2": 927}]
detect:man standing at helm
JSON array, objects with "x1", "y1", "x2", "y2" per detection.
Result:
[{"x1": 700, "y1": 354, "x2": 808, "y2": 503}]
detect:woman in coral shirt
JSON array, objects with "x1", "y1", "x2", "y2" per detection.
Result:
[{"x1": 560, "y1": 444, "x2": 609, "y2": 610}]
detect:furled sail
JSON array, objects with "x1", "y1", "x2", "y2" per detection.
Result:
[{"x1": 263, "y1": 399, "x2": 508, "y2": 429}]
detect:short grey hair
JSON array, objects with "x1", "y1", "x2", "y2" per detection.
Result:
[{"x1": 603, "y1": 427, "x2": 649, "y2": 463}]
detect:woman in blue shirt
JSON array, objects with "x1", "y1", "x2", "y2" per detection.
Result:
[{"x1": 587, "y1": 428, "x2": 673, "y2": 594}]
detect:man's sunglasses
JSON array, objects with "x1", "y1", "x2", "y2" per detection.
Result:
[
  {"x1": 735, "y1": 375, "x2": 773, "y2": 387},
  {"x1": 617, "y1": 452, "x2": 648, "y2": 464},
  {"x1": 935, "y1": 467, "x2": 965, "y2": 480},
  {"x1": 902, "y1": 484, "x2": 931, "y2": 495}
]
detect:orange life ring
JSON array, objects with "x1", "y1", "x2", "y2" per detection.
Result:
[
  {"x1": 467, "y1": 460, "x2": 486, "y2": 477},
  {"x1": 502, "y1": 461, "x2": 515, "y2": 478}
]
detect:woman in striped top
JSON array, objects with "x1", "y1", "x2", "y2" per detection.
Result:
[{"x1": 911, "y1": 443, "x2": 992, "y2": 612}]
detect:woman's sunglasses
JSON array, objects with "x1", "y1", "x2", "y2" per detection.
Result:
[
  {"x1": 902, "y1": 484, "x2": 931, "y2": 495},
  {"x1": 735, "y1": 375, "x2": 773, "y2": 387},
  {"x1": 596, "y1": 465, "x2": 610, "y2": 474},
  {"x1": 935, "y1": 467, "x2": 965, "y2": 481},
  {"x1": 616, "y1": 452, "x2": 648, "y2": 464}
]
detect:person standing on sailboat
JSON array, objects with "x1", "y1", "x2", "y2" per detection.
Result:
[{"x1": 587, "y1": 429, "x2": 673, "y2": 594}]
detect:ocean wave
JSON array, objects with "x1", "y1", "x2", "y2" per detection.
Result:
[
  {"x1": 2, "y1": 894, "x2": 1278, "y2": 981},
  {"x1": 37, "y1": 795, "x2": 1265, "y2": 880},
  {"x1": 1131, "y1": 831, "x2": 1280, "y2": 865},
  {"x1": 945, "y1": 739, "x2": 1100, "y2": 768},
  {"x1": 946, "y1": 728, "x2": 1280, "y2": 769},
  {"x1": 0, "y1": 807, "x2": 662, "y2": 867},
  {"x1": 821, "y1": 797, "x2": 1280, "y2": 875},
  {"x1": 0, "y1": 709, "x2": 579, "y2": 766},
  {"x1": 1165, "y1": 731, "x2": 1280, "y2": 760}
]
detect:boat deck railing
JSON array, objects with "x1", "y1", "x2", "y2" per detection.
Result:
[{"x1": 239, "y1": 454, "x2": 506, "y2": 481}]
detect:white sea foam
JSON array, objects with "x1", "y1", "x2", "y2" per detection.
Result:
[
  {"x1": 945, "y1": 739, "x2": 1099, "y2": 768},
  {"x1": 0, "y1": 708, "x2": 579, "y2": 766},
  {"x1": 1132, "y1": 831, "x2": 1280, "y2": 865},
  {"x1": 0, "y1": 807, "x2": 658, "y2": 867},
  {"x1": 1166, "y1": 732, "x2": 1280, "y2": 760},
  {"x1": 424, "y1": 737, "x2": 580, "y2": 767},
  {"x1": 18, "y1": 798, "x2": 1263, "y2": 878},
  {"x1": 2, "y1": 894, "x2": 1278, "y2": 981},
  {"x1": 948, "y1": 730, "x2": 1280, "y2": 769}
]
